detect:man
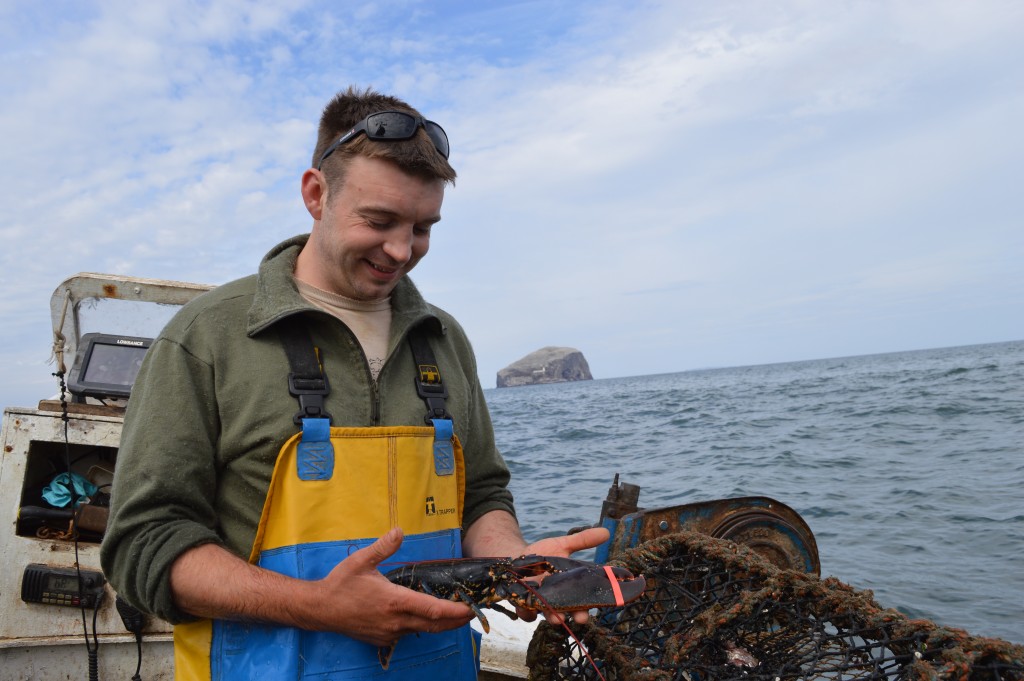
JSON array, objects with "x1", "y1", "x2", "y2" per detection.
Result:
[{"x1": 101, "y1": 86, "x2": 607, "y2": 679}]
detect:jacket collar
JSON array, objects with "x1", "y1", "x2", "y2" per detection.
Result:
[{"x1": 245, "y1": 234, "x2": 444, "y2": 341}]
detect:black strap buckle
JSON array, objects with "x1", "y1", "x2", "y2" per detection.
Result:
[
  {"x1": 288, "y1": 372, "x2": 333, "y2": 425},
  {"x1": 279, "y1": 321, "x2": 334, "y2": 426},
  {"x1": 414, "y1": 363, "x2": 451, "y2": 424}
]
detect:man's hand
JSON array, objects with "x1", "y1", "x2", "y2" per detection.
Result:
[
  {"x1": 461, "y1": 511, "x2": 612, "y2": 627},
  {"x1": 308, "y1": 527, "x2": 474, "y2": 647},
  {"x1": 170, "y1": 527, "x2": 473, "y2": 649},
  {"x1": 518, "y1": 526, "x2": 611, "y2": 626}
]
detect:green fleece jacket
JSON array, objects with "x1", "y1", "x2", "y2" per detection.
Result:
[{"x1": 100, "y1": 234, "x2": 515, "y2": 623}]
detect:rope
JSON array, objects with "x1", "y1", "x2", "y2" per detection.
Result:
[{"x1": 51, "y1": 287, "x2": 72, "y2": 374}]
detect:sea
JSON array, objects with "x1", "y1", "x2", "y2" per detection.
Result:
[{"x1": 485, "y1": 340, "x2": 1024, "y2": 644}]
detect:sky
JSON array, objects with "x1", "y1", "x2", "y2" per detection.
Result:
[{"x1": 1, "y1": 0, "x2": 1022, "y2": 409}]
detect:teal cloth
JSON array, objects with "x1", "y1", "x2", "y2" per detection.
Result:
[{"x1": 42, "y1": 472, "x2": 98, "y2": 508}]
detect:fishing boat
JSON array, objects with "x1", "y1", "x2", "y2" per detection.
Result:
[{"x1": 0, "y1": 273, "x2": 821, "y2": 680}]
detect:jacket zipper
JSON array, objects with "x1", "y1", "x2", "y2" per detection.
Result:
[
  {"x1": 371, "y1": 380, "x2": 381, "y2": 425},
  {"x1": 316, "y1": 310, "x2": 436, "y2": 427},
  {"x1": 372, "y1": 315, "x2": 435, "y2": 426}
]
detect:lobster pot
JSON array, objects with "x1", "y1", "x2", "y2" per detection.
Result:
[{"x1": 526, "y1": 531, "x2": 1024, "y2": 681}]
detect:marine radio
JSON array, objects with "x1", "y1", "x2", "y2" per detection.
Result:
[{"x1": 21, "y1": 564, "x2": 106, "y2": 609}]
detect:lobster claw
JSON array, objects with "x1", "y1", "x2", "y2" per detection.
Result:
[
  {"x1": 510, "y1": 554, "x2": 592, "y2": 575},
  {"x1": 528, "y1": 564, "x2": 646, "y2": 612}
]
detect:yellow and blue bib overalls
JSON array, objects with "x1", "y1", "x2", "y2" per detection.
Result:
[{"x1": 173, "y1": 325, "x2": 480, "y2": 679}]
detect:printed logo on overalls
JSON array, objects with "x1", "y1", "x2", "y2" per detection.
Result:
[{"x1": 425, "y1": 495, "x2": 457, "y2": 517}]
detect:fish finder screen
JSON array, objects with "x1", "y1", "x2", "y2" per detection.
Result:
[
  {"x1": 82, "y1": 343, "x2": 149, "y2": 387},
  {"x1": 68, "y1": 333, "x2": 154, "y2": 399}
]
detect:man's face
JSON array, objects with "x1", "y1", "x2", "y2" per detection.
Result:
[{"x1": 302, "y1": 155, "x2": 445, "y2": 301}]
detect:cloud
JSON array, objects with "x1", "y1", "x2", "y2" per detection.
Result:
[{"x1": 0, "y1": 0, "x2": 1022, "y2": 407}]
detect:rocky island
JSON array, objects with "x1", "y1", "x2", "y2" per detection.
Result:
[{"x1": 496, "y1": 347, "x2": 593, "y2": 388}]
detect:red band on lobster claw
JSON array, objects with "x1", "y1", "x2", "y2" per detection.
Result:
[{"x1": 603, "y1": 565, "x2": 625, "y2": 606}]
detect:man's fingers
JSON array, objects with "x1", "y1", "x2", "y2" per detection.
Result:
[
  {"x1": 406, "y1": 587, "x2": 475, "y2": 621},
  {"x1": 528, "y1": 526, "x2": 611, "y2": 558},
  {"x1": 386, "y1": 589, "x2": 474, "y2": 637},
  {"x1": 362, "y1": 526, "x2": 404, "y2": 568},
  {"x1": 561, "y1": 526, "x2": 610, "y2": 554}
]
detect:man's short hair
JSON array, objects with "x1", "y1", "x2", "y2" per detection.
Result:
[{"x1": 313, "y1": 86, "x2": 456, "y2": 190}]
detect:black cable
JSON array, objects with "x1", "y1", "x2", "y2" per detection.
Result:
[
  {"x1": 134, "y1": 635, "x2": 143, "y2": 681},
  {"x1": 116, "y1": 595, "x2": 146, "y2": 681},
  {"x1": 53, "y1": 370, "x2": 145, "y2": 680},
  {"x1": 88, "y1": 603, "x2": 100, "y2": 681},
  {"x1": 54, "y1": 369, "x2": 100, "y2": 681}
]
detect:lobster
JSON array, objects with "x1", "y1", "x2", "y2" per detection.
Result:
[{"x1": 380, "y1": 554, "x2": 646, "y2": 671}]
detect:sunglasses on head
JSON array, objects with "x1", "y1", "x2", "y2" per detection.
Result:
[{"x1": 317, "y1": 110, "x2": 450, "y2": 169}]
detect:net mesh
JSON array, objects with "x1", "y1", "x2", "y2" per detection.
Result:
[{"x1": 526, "y1": 531, "x2": 1023, "y2": 681}]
